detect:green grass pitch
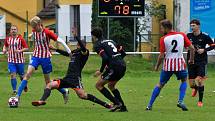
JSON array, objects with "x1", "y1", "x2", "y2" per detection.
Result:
[{"x1": 0, "y1": 55, "x2": 215, "y2": 121}]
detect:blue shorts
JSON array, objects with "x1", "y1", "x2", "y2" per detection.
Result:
[
  {"x1": 8, "y1": 63, "x2": 25, "y2": 76},
  {"x1": 29, "y1": 56, "x2": 52, "y2": 74},
  {"x1": 159, "y1": 70, "x2": 188, "y2": 86}
]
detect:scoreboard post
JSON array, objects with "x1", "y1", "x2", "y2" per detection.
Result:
[
  {"x1": 98, "y1": 0, "x2": 145, "y2": 17},
  {"x1": 98, "y1": 0, "x2": 145, "y2": 51}
]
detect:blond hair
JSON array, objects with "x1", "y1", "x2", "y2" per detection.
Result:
[{"x1": 30, "y1": 16, "x2": 41, "y2": 27}]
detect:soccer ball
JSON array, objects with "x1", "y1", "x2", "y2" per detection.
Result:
[{"x1": 8, "y1": 97, "x2": 19, "y2": 108}]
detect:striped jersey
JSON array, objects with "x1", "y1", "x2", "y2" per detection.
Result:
[
  {"x1": 160, "y1": 31, "x2": 192, "y2": 71},
  {"x1": 4, "y1": 35, "x2": 28, "y2": 63},
  {"x1": 32, "y1": 28, "x2": 58, "y2": 58}
]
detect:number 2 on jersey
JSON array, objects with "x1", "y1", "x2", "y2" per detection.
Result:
[
  {"x1": 108, "y1": 42, "x2": 117, "y2": 52},
  {"x1": 171, "y1": 40, "x2": 178, "y2": 53}
]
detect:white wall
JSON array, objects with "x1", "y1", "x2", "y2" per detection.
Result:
[
  {"x1": 174, "y1": 0, "x2": 190, "y2": 33},
  {"x1": 80, "y1": 4, "x2": 92, "y2": 41},
  {"x1": 58, "y1": 5, "x2": 71, "y2": 40},
  {"x1": 0, "y1": 15, "x2": 6, "y2": 39}
]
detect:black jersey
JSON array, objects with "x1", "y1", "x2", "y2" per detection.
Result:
[
  {"x1": 94, "y1": 39, "x2": 126, "y2": 72},
  {"x1": 56, "y1": 37, "x2": 89, "y2": 80},
  {"x1": 187, "y1": 32, "x2": 214, "y2": 64}
]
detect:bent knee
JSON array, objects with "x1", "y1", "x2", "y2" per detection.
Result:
[
  {"x1": 95, "y1": 83, "x2": 103, "y2": 90},
  {"x1": 24, "y1": 73, "x2": 31, "y2": 80},
  {"x1": 108, "y1": 84, "x2": 115, "y2": 91},
  {"x1": 157, "y1": 83, "x2": 164, "y2": 88},
  {"x1": 78, "y1": 93, "x2": 87, "y2": 99}
]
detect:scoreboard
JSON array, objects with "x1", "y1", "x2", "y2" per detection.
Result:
[{"x1": 98, "y1": 0, "x2": 145, "y2": 17}]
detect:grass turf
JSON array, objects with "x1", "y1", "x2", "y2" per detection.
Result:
[{"x1": 0, "y1": 55, "x2": 215, "y2": 121}]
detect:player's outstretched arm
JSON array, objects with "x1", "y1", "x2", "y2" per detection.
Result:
[
  {"x1": 74, "y1": 36, "x2": 87, "y2": 52},
  {"x1": 47, "y1": 29, "x2": 71, "y2": 54},
  {"x1": 72, "y1": 27, "x2": 87, "y2": 53},
  {"x1": 56, "y1": 49, "x2": 70, "y2": 57},
  {"x1": 57, "y1": 37, "x2": 71, "y2": 54},
  {"x1": 49, "y1": 45, "x2": 69, "y2": 57}
]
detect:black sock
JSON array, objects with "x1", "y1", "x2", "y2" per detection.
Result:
[
  {"x1": 40, "y1": 88, "x2": 51, "y2": 101},
  {"x1": 112, "y1": 89, "x2": 125, "y2": 107},
  {"x1": 87, "y1": 94, "x2": 107, "y2": 108},
  {"x1": 100, "y1": 87, "x2": 119, "y2": 105},
  {"x1": 198, "y1": 86, "x2": 204, "y2": 102}
]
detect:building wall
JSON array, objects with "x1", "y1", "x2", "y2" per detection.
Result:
[
  {"x1": 174, "y1": 0, "x2": 190, "y2": 33},
  {"x1": 57, "y1": 1, "x2": 92, "y2": 41},
  {"x1": 150, "y1": 0, "x2": 174, "y2": 51},
  {"x1": 59, "y1": 0, "x2": 92, "y2": 5},
  {"x1": 0, "y1": 0, "x2": 44, "y2": 37}
]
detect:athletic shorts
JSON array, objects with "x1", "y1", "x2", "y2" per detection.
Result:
[
  {"x1": 29, "y1": 56, "x2": 52, "y2": 74},
  {"x1": 55, "y1": 77, "x2": 83, "y2": 90},
  {"x1": 188, "y1": 63, "x2": 206, "y2": 79},
  {"x1": 159, "y1": 70, "x2": 188, "y2": 86},
  {"x1": 102, "y1": 65, "x2": 126, "y2": 81},
  {"x1": 8, "y1": 63, "x2": 25, "y2": 76}
]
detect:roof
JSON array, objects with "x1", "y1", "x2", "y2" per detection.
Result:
[{"x1": 37, "y1": 0, "x2": 58, "y2": 19}]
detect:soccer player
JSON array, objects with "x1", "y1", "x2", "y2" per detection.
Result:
[
  {"x1": 187, "y1": 19, "x2": 215, "y2": 107},
  {"x1": 31, "y1": 29, "x2": 112, "y2": 110},
  {"x1": 15, "y1": 16, "x2": 70, "y2": 104},
  {"x1": 146, "y1": 19, "x2": 195, "y2": 111},
  {"x1": 3, "y1": 25, "x2": 29, "y2": 95},
  {"x1": 91, "y1": 27, "x2": 127, "y2": 112}
]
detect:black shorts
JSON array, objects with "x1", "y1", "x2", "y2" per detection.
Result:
[
  {"x1": 102, "y1": 65, "x2": 126, "y2": 81},
  {"x1": 54, "y1": 77, "x2": 83, "y2": 89},
  {"x1": 188, "y1": 63, "x2": 206, "y2": 79}
]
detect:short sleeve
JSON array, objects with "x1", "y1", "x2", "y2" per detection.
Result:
[
  {"x1": 182, "y1": 33, "x2": 191, "y2": 47},
  {"x1": 206, "y1": 35, "x2": 214, "y2": 45},
  {"x1": 19, "y1": 36, "x2": 28, "y2": 48},
  {"x1": 159, "y1": 37, "x2": 165, "y2": 53},
  {"x1": 4, "y1": 37, "x2": 9, "y2": 47},
  {"x1": 45, "y1": 28, "x2": 58, "y2": 41}
]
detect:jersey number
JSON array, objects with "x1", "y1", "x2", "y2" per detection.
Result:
[
  {"x1": 108, "y1": 42, "x2": 117, "y2": 52},
  {"x1": 171, "y1": 40, "x2": 178, "y2": 53}
]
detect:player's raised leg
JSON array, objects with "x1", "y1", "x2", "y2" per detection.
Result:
[
  {"x1": 188, "y1": 64, "x2": 198, "y2": 97},
  {"x1": 189, "y1": 79, "x2": 198, "y2": 97},
  {"x1": 32, "y1": 80, "x2": 59, "y2": 106},
  {"x1": 42, "y1": 58, "x2": 69, "y2": 104}
]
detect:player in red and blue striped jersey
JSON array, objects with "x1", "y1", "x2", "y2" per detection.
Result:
[
  {"x1": 3, "y1": 25, "x2": 29, "y2": 95},
  {"x1": 15, "y1": 16, "x2": 71, "y2": 105},
  {"x1": 146, "y1": 19, "x2": 195, "y2": 111}
]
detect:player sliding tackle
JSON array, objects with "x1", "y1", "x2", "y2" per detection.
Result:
[
  {"x1": 146, "y1": 19, "x2": 195, "y2": 111},
  {"x1": 32, "y1": 28, "x2": 112, "y2": 110}
]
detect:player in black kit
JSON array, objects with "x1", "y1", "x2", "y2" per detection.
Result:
[
  {"x1": 31, "y1": 29, "x2": 112, "y2": 109},
  {"x1": 187, "y1": 19, "x2": 215, "y2": 107},
  {"x1": 91, "y1": 27, "x2": 127, "y2": 112}
]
